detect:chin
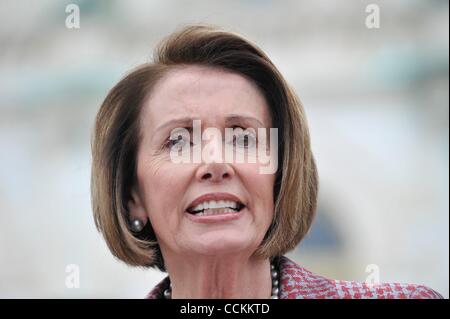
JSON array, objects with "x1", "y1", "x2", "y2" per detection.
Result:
[{"x1": 189, "y1": 236, "x2": 253, "y2": 256}]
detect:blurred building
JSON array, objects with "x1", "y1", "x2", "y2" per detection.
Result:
[{"x1": 0, "y1": 0, "x2": 448, "y2": 298}]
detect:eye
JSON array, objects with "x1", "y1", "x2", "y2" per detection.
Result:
[
  {"x1": 164, "y1": 134, "x2": 191, "y2": 149},
  {"x1": 232, "y1": 127, "x2": 257, "y2": 148}
]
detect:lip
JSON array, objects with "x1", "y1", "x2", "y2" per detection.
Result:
[
  {"x1": 184, "y1": 192, "x2": 246, "y2": 224},
  {"x1": 185, "y1": 206, "x2": 246, "y2": 224}
]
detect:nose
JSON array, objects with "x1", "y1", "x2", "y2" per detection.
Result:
[{"x1": 195, "y1": 162, "x2": 235, "y2": 183}]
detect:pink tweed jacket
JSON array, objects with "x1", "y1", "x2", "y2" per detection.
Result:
[{"x1": 146, "y1": 255, "x2": 443, "y2": 299}]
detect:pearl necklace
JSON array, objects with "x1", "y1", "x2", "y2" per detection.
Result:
[{"x1": 163, "y1": 261, "x2": 280, "y2": 299}]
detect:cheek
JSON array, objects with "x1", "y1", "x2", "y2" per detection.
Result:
[
  {"x1": 137, "y1": 158, "x2": 190, "y2": 228},
  {"x1": 237, "y1": 163, "x2": 275, "y2": 219}
]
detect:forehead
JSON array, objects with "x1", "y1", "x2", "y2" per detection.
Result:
[{"x1": 141, "y1": 65, "x2": 272, "y2": 129}]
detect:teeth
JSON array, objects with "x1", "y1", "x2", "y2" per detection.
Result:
[
  {"x1": 210, "y1": 201, "x2": 218, "y2": 209},
  {"x1": 197, "y1": 208, "x2": 238, "y2": 216},
  {"x1": 190, "y1": 200, "x2": 241, "y2": 212}
]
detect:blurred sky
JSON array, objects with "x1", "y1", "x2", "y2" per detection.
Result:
[{"x1": 0, "y1": 0, "x2": 448, "y2": 298}]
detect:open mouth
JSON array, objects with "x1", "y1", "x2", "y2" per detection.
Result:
[{"x1": 186, "y1": 200, "x2": 245, "y2": 217}]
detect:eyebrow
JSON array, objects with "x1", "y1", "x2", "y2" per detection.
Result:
[
  {"x1": 225, "y1": 114, "x2": 265, "y2": 128},
  {"x1": 156, "y1": 117, "x2": 197, "y2": 132},
  {"x1": 155, "y1": 114, "x2": 266, "y2": 132}
]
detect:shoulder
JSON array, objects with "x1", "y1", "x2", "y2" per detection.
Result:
[{"x1": 278, "y1": 256, "x2": 443, "y2": 299}]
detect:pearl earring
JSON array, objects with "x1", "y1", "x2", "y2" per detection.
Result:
[{"x1": 130, "y1": 219, "x2": 144, "y2": 232}]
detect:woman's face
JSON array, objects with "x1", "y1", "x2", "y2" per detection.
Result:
[{"x1": 129, "y1": 65, "x2": 275, "y2": 258}]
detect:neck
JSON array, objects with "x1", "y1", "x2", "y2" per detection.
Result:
[{"x1": 164, "y1": 253, "x2": 273, "y2": 299}]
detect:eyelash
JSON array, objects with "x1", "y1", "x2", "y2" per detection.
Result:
[
  {"x1": 163, "y1": 136, "x2": 191, "y2": 149},
  {"x1": 163, "y1": 126, "x2": 256, "y2": 149}
]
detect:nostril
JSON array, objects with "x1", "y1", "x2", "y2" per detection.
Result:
[{"x1": 202, "y1": 173, "x2": 212, "y2": 180}]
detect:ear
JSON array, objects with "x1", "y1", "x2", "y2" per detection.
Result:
[{"x1": 127, "y1": 187, "x2": 148, "y2": 226}]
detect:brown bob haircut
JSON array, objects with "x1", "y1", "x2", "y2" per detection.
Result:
[{"x1": 91, "y1": 25, "x2": 318, "y2": 271}]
